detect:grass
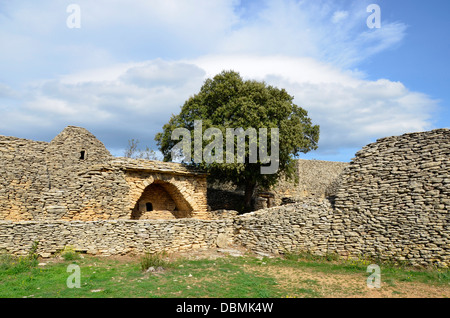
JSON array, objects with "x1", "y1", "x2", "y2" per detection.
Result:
[
  {"x1": 281, "y1": 250, "x2": 450, "y2": 285},
  {"x1": 0, "y1": 249, "x2": 448, "y2": 298},
  {"x1": 58, "y1": 245, "x2": 81, "y2": 262},
  {"x1": 139, "y1": 251, "x2": 171, "y2": 271}
]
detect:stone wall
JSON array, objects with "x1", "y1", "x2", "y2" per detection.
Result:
[
  {"x1": 233, "y1": 198, "x2": 334, "y2": 255},
  {"x1": 332, "y1": 128, "x2": 450, "y2": 266},
  {"x1": 0, "y1": 126, "x2": 209, "y2": 221},
  {"x1": 0, "y1": 126, "x2": 131, "y2": 221},
  {"x1": 0, "y1": 128, "x2": 448, "y2": 268},
  {"x1": 0, "y1": 136, "x2": 48, "y2": 221},
  {"x1": 1, "y1": 196, "x2": 446, "y2": 267},
  {"x1": 236, "y1": 128, "x2": 448, "y2": 267},
  {"x1": 0, "y1": 219, "x2": 234, "y2": 257},
  {"x1": 268, "y1": 159, "x2": 349, "y2": 206}
]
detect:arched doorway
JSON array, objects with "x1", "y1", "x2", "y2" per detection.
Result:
[{"x1": 130, "y1": 180, "x2": 193, "y2": 219}]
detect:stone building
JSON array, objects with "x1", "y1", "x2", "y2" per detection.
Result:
[
  {"x1": 0, "y1": 126, "x2": 209, "y2": 221},
  {"x1": 0, "y1": 128, "x2": 448, "y2": 267}
]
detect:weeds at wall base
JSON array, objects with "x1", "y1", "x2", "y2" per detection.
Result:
[
  {"x1": 57, "y1": 245, "x2": 82, "y2": 261},
  {"x1": 139, "y1": 250, "x2": 171, "y2": 271},
  {"x1": 0, "y1": 241, "x2": 40, "y2": 273}
]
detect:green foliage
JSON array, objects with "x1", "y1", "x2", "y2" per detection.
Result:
[
  {"x1": 0, "y1": 251, "x2": 20, "y2": 272},
  {"x1": 59, "y1": 245, "x2": 80, "y2": 261},
  {"x1": 139, "y1": 251, "x2": 170, "y2": 271},
  {"x1": 155, "y1": 70, "x2": 319, "y2": 210},
  {"x1": 0, "y1": 242, "x2": 39, "y2": 274},
  {"x1": 27, "y1": 241, "x2": 39, "y2": 261}
]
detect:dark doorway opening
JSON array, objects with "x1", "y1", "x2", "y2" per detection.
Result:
[{"x1": 130, "y1": 181, "x2": 193, "y2": 219}]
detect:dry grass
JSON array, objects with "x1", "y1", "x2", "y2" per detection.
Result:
[{"x1": 243, "y1": 261, "x2": 450, "y2": 298}]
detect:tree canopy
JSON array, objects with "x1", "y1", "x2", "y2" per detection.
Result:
[{"x1": 155, "y1": 70, "x2": 319, "y2": 211}]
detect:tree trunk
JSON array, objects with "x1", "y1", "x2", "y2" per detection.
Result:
[{"x1": 243, "y1": 180, "x2": 256, "y2": 213}]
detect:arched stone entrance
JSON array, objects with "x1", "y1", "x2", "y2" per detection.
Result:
[
  {"x1": 130, "y1": 180, "x2": 194, "y2": 219},
  {"x1": 124, "y1": 168, "x2": 209, "y2": 220}
]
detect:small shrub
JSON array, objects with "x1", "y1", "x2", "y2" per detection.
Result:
[
  {"x1": 27, "y1": 241, "x2": 39, "y2": 261},
  {"x1": 60, "y1": 245, "x2": 80, "y2": 261},
  {"x1": 139, "y1": 251, "x2": 170, "y2": 271},
  {"x1": 324, "y1": 252, "x2": 340, "y2": 262}
]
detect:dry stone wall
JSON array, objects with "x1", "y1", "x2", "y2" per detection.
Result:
[
  {"x1": 0, "y1": 219, "x2": 234, "y2": 257},
  {"x1": 332, "y1": 129, "x2": 450, "y2": 267},
  {"x1": 0, "y1": 136, "x2": 48, "y2": 221},
  {"x1": 0, "y1": 126, "x2": 130, "y2": 221},
  {"x1": 233, "y1": 198, "x2": 334, "y2": 255},
  {"x1": 269, "y1": 159, "x2": 349, "y2": 205},
  {"x1": 0, "y1": 128, "x2": 448, "y2": 267},
  {"x1": 0, "y1": 126, "x2": 209, "y2": 221},
  {"x1": 0, "y1": 195, "x2": 447, "y2": 267}
]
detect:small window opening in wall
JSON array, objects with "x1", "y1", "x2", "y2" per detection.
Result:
[
  {"x1": 80, "y1": 150, "x2": 86, "y2": 160},
  {"x1": 146, "y1": 202, "x2": 153, "y2": 211}
]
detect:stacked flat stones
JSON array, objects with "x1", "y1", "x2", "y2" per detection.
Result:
[
  {"x1": 0, "y1": 126, "x2": 208, "y2": 221},
  {"x1": 0, "y1": 128, "x2": 448, "y2": 267},
  {"x1": 333, "y1": 129, "x2": 449, "y2": 267}
]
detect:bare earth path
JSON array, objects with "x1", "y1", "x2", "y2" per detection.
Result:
[
  {"x1": 246, "y1": 264, "x2": 449, "y2": 298},
  {"x1": 169, "y1": 247, "x2": 450, "y2": 298}
]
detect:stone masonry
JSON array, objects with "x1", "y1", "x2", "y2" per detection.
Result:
[
  {"x1": 332, "y1": 128, "x2": 449, "y2": 266},
  {"x1": 0, "y1": 126, "x2": 209, "y2": 221},
  {"x1": 0, "y1": 128, "x2": 448, "y2": 267},
  {"x1": 267, "y1": 159, "x2": 349, "y2": 206}
]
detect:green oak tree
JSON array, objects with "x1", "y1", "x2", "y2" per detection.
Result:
[{"x1": 155, "y1": 70, "x2": 319, "y2": 212}]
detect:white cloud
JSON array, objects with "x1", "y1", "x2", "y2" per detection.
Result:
[
  {"x1": 213, "y1": 0, "x2": 407, "y2": 68},
  {"x1": 0, "y1": 0, "x2": 408, "y2": 80},
  {"x1": 332, "y1": 11, "x2": 349, "y2": 24},
  {"x1": 120, "y1": 60, "x2": 205, "y2": 88},
  {"x1": 2, "y1": 59, "x2": 207, "y2": 149},
  {"x1": 0, "y1": 0, "x2": 437, "y2": 160},
  {"x1": 190, "y1": 54, "x2": 363, "y2": 85},
  {"x1": 0, "y1": 83, "x2": 17, "y2": 98},
  {"x1": 188, "y1": 55, "x2": 437, "y2": 155},
  {"x1": 2, "y1": 55, "x2": 437, "y2": 159}
]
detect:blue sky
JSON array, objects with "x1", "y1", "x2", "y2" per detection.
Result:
[{"x1": 0, "y1": 0, "x2": 448, "y2": 162}]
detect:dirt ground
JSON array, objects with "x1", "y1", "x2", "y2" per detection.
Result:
[
  {"x1": 168, "y1": 247, "x2": 450, "y2": 298},
  {"x1": 248, "y1": 263, "x2": 449, "y2": 298},
  {"x1": 79, "y1": 247, "x2": 450, "y2": 298}
]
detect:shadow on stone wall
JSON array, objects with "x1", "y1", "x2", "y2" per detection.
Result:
[
  {"x1": 207, "y1": 188, "x2": 245, "y2": 213},
  {"x1": 206, "y1": 159, "x2": 349, "y2": 213}
]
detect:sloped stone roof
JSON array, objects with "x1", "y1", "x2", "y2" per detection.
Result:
[{"x1": 109, "y1": 157, "x2": 206, "y2": 176}]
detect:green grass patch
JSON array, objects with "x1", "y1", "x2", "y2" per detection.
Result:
[
  {"x1": 0, "y1": 250, "x2": 448, "y2": 298},
  {"x1": 279, "y1": 250, "x2": 450, "y2": 287}
]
